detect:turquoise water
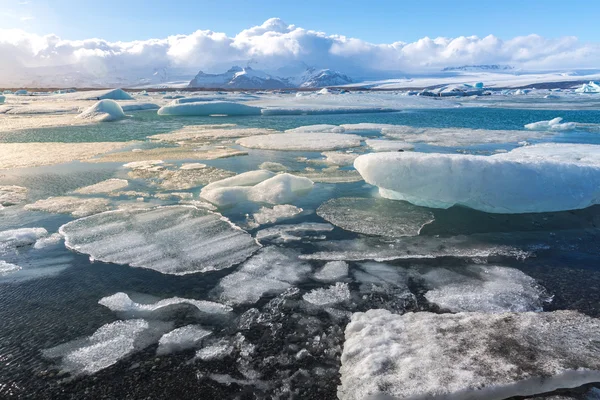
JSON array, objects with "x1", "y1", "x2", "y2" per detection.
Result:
[{"x1": 1, "y1": 106, "x2": 600, "y2": 399}]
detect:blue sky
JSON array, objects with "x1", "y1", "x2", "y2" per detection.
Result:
[{"x1": 4, "y1": 0, "x2": 600, "y2": 43}]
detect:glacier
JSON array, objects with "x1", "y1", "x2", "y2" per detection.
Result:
[{"x1": 354, "y1": 143, "x2": 600, "y2": 213}]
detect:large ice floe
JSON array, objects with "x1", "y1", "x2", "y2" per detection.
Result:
[
  {"x1": 200, "y1": 171, "x2": 313, "y2": 207},
  {"x1": 78, "y1": 99, "x2": 126, "y2": 122},
  {"x1": 339, "y1": 310, "x2": 600, "y2": 400},
  {"x1": 213, "y1": 247, "x2": 311, "y2": 305},
  {"x1": 59, "y1": 206, "x2": 260, "y2": 275},
  {"x1": 237, "y1": 132, "x2": 362, "y2": 151},
  {"x1": 43, "y1": 319, "x2": 172, "y2": 375},
  {"x1": 158, "y1": 101, "x2": 262, "y2": 116},
  {"x1": 317, "y1": 197, "x2": 434, "y2": 237},
  {"x1": 354, "y1": 143, "x2": 600, "y2": 213}
]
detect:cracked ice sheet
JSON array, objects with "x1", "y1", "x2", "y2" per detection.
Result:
[
  {"x1": 0, "y1": 142, "x2": 139, "y2": 170},
  {"x1": 59, "y1": 205, "x2": 260, "y2": 275},
  {"x1": 339, "y1": 310, "x2": 600, "y2": 400}
]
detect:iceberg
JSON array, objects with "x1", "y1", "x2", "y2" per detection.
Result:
[
  {"x1": 56, "y1": 88, "x2": 134, "y2": 101},
  {"x1": 200, "y1": 171, "x2": 313, "y2": 207},
  {"x1": 339, "y1": 310, "x2": 600, "y2": 400},
  {"x1": 59, "y1": 206, "x2": 260, "y2": 275},
  {"x1": 237, "y1": 132, "x2": 362, "y2": 151},
  {"x1": 575, "y1": 81, "x2": 600, "y2": 93},
  {"x1": 78, "y1": 100, "x2": 126, "y2": 122},
  {"x1": 354, "y1": 144, "x2": 600, "y2": 213},
  {"x1": 524, "y1": 117, "x2": 577, "y2": 131},
  {"x1": 317, "y1": 197, "x2": 434, "y2": 237},
  {"x1": 157, "y1": 101, "x2": 262, "y2": 116}
]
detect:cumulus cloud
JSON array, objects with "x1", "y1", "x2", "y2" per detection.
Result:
[{"x1": 1, "y1": 18, "x2": 599, "y2": 86}]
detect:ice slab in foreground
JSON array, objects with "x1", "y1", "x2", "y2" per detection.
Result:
[
  {"x1": 214, "y1": 247, "x2": 311, "y2": 305},
  {"x1": 43, "y1": 319, "x2": 172, "y2": 375},
  {"x1": 59, "y1": 205, "x2": 260, "y2": 275},
  {"x1": 317, "y1": 197, "x2": 434, "y2": 237},
  {"x1": 200, "y1": 171, "x2": 313, "y2": 207},
  {"x1": 157, "y1": 101, "x2": 262, "y2": 116},
  {"x1": 339, "y1": 310, "x2": 600, "y2": 400},
  {"x1": 354, "y1": 143, "x2": 600, "y2": 213},
  {"x1": 78, "y1": 100, "x2": 126, "y2": 122},
  {"x1": 98, "y1": 292, "x2": 231, "y2": 319},
  {"x1": 237, "y1": 132, "x2": 362, "y2": 151},
  {"x1": 417, "y1": 264, "x2": 550, "y2": 313}
]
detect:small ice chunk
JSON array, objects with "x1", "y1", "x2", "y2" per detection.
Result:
[
  {"x1": 59, "y1": 206, "x2": 260, "y2": 275},
  {"x1": 252, "y1": 205, "x2": 303, "y2": 225},
  {"x1": 365, "y1": 139, "x2": 414, "y2": 152},
  {"x1": 320, "y1": 152, "x2": 359, "y2": 166},
  {"x1": 0, "y1": 185, "x2": 28, "y2": 206},
  {"x1": 25, "y1": 196, "x2": 110, "y2": 217},
  {"x1": 214, "y1": 247, "x2": 311, "y2": 305},
  {"x1": 0, "y1": 260, "x2": 21, "y2": 276},
  {"x1": 303, "y1": 282, "x2": 350, "y2": 306},
  {"x1": 78, "y1": 100, "x2": 126, "y2": 122},
  {"x1": 258, "y1": 161, "x2": 289, "y2": 172},
  {"x1": 255, "y1": 222, "x2": 334, "y2": 244},
  {"x1": 418, "y1": 265, "x2": 550, "y2": 313},
  {"x1": 237, "y1": 132, "x2": 362, "y2": 151},
  {"x1": 314, "y1": 261, "x2": 349, "y2": 282},
  {"x1": 196, "y1": 340, "x2": 233, "y2": 361},
  {"x1": 158, "y1": 166, "x2": 234, "y2": 190},
  {"x1": 98, "y1": 292, "x2": 232, "y2": 318},
  {"x1": 524, "y1": 117, "x2": 577, "y2": 131},
  {"x1": 43, "y1": 319, "x2": 172, "y2": 375},
  {"x1": 33, "y1": 233, "x2": 63, "y2": 249},
  {"x1": 317, "y1": 197, "x2": 434, "y2": 237},
  {"x1": 74, "y1": 179, "x2": 129, "y2": 194},
  {"x1": 156, "y1": 325, "x2": 211, "y2": 355},
  {"x1": 0, "y1": 227, "x2": 48, "y2": 250},
  {"x1": 339, "y1": 310, "x2": 600, "y2": 400}
]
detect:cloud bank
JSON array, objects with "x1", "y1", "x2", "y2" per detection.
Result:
[{"x1": 1, "y1": 18, "x2": 599, "y2": 86}]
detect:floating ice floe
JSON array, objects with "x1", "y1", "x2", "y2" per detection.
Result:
[
  {"x1": 157, "y1": 325, "x2": 212, "y2": 355},
  {"x1": 25, "y1": 196, "x2": 110, "y2": 217},
  {"x1": 89, "y1": 146, "x2": 247, "y2": 164},
  {"x1": 354, "y1": 143, "x2": 600, "y2": 213},
  {"x1": 339, "y1": 310, "x2": 600, "y2": 400},
  {"x1": 524, "y1": 117, "x2": 577, "y2": 131},
  {"x1": 148, "y1": 126, "x2": 276, "y2": 142},
  {"x1": 319, "y1": 152, "x2": 359, "y2": 166},
  {"x1": 258, "y1": 161, "x2": 289, "y2": 172},
  {"x1": 157, "y1": 166, "x2": 235, "y2": 190},
  {"x1": 74, "y1": 178, "x2": 129, "y2": 194},
  {"x1": 313, "y1": 261, "x2": 349, "y2": 282},
  {"x1": 0, "y1": 142, "x2": 137, "y2": 170},
  {"x1": 317, "y1": 197, "x2": 434, "y2": 237},
  {"x1": 43, "y1": 319, "x2": 172, "y2": 375},
  {"x1": 33, "y1": 233, "x2": 63, "y2": 249},
  {"x1": 214, "y1": 247, "x2": 311, "y2": 305},
  {"x1": 98, "y1": 292, "x2": 232, "y2": 318},
  {"x1": 251, "y1": 205, "x2": 303, "y2": 225},
  {"x1": 301, "y1": 235, "x2": 529, "y2": 262},
  {"x1": 285, "y1": 124, "x2": 346, "y2": 134},
  {"x1": 158, "y1": 101, "x2": 262, "y2": 116},
  {"x1": 0, "y1": 260, "x2": 21, "y2": 276},
  {"x1": 0, "y1": 227, "x2": 48, "y2": 252},
  {"x1": 237, "y1": 132, "x2": 363, "y2": 151},
  {"x1": 78, "y1": 100, "x2": 126, "y2": 122},
  {"x1": 365, "y1": 139, "x2": 415, "y2": 152},
  {"x1": 303, "y1": 282, "x2": 350, "y2": 306},
  {"x1": 255, "y1": 222, "x2": 334, "y2": 244},
  {"x1": 293, "y1": 167, "x2": 363, "y2": 183},
  {"x1": 416, "y1": 264, "x2": 550, "y2": 313},
  {"x1": 200, "y1": 171, "x2": 313, "y2": 207},
  {"x1": 0, "y1": 185, "x2": 27, "y2": 206},
  {"x1": 59, "y1": 206, "x2": 260, "y2": 275}
]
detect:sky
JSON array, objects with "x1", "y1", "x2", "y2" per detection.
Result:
[
  {"x1": 3, "y1": 0, "x2": 600, "y2": 43},
  {"x1": 1, "y1": 0, "x2": 600, "y2": 86}
]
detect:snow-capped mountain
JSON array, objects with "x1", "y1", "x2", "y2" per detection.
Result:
[
  {"x1": 188, "y1": 66, "x2": 352, "y2": 89},
  {"x1": 188, "y1": 66, "x2": 293, "y2": 89},
  {"x1": 442, "y1": 65, "x2": 515, "y2": 72}
]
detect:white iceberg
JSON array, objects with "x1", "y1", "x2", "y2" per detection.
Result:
[
  {"x1": 59, "y1": 206, "x2": 260, "y2": 275},
  {"x1": 200, "y1": 171, "x2": 313, "y2": 207},
  {"x1": 524, "y1": 117, "x2": 576, "y2": 131},
  {"x1": 339, "y1": 310, "x2": 600, "y2": 400},
  {"x1": 575, "y1": 81, "x2": 600, "y2": 93},
  {"x1": 78, "y1": 99, "x2": 126, "y2": 122},
  {"x1": 157, "y1": 101, "x2": 262, "y2": 116},
  {"x1": 237, "y1": 132, "x2": 362, "y2": 151},
  {"x1": 354, "y1": 144, "x2": 600, "y2": 213}
]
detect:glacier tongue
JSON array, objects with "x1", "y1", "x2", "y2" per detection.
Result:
[
  {"x1": 339, "y1": 310, "x2": 600, "y2": 400},
  {"x1": 59, "y1": 205, "x2": 260, "y2": 275},
  {"x1": 354, "y1": 143, "x2": 600, "y2": 213}
]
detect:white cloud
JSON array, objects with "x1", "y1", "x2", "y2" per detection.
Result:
[{"x1": 0, "y1": 18, "x2": 599, "y2": 86}]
